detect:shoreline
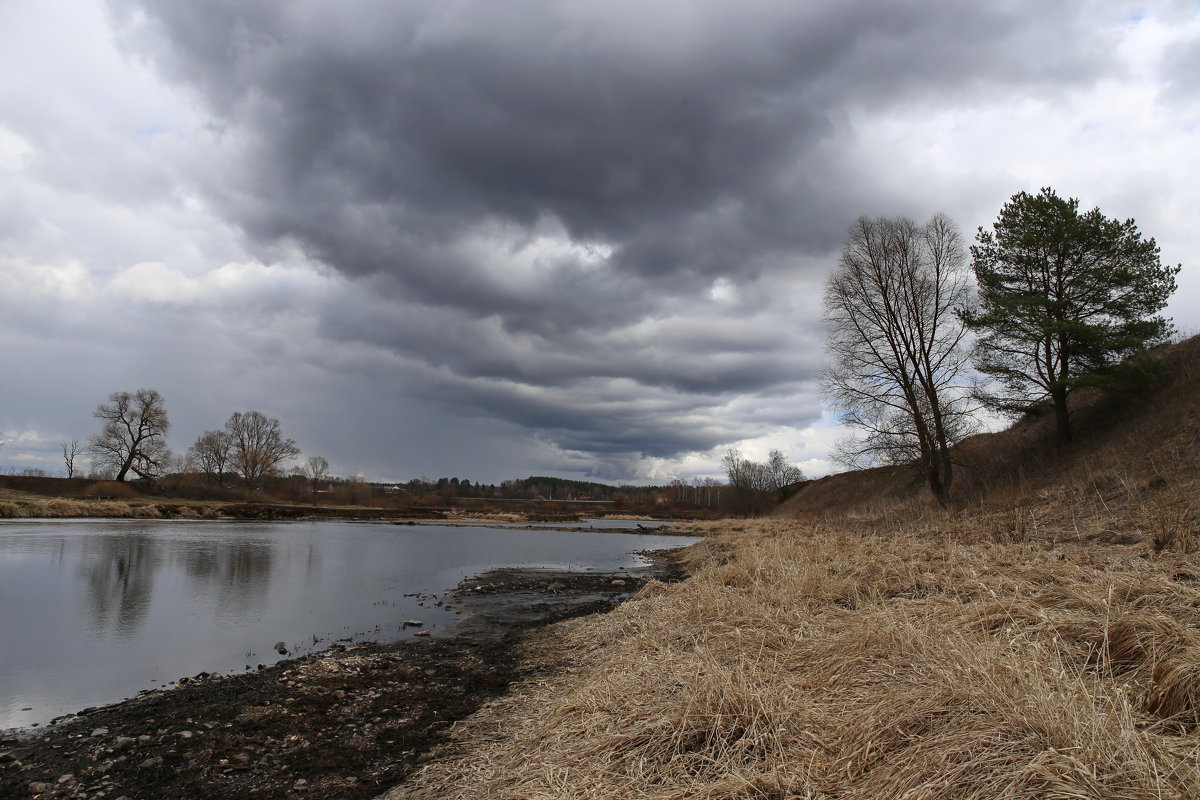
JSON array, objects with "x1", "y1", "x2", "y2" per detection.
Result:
[
  {"x1": 0, "y1": 551, "x2": 690, "y2": 800},
  {"x1": 0, "y1": 501, "x2": 701, "y2": 531}
]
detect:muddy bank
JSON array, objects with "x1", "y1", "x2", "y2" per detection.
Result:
[
  {"x1": 0, "y1": 553, "x2": 687, "y2": 800},
  {"x1": 217, "y1": 504, "x2": 448, "y2": 522}
]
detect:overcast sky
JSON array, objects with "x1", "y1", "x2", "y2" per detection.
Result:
[{"x1": 1, "y1": 1, "x2": 1196, "y2": 484}]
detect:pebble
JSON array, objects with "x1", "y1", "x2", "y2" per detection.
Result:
[
  {"x1": 294, "y1": 778, "x2": 308, "y2": 789},
  {"x1": 28, "y1": 782, "x2": 50, "y2": 794},
  {"x1": 414, "y1": 630, "x2": 431, "y2": 637},
  {"x1": 177, "y1": 730, "x2": 194, "y2": 739},
  {"x1": 139, "y1": 756, "x2": 164, "y2": 769},
  {"x1": 90, "y1": 727, "x2": 109, "y2": 737},
  {"x1": 113, "y1": 736, "x2": 136, "y2": 752}
]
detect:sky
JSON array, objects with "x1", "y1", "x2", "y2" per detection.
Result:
[{"x1": 1, "y1": 1, "x2": 1197, "y2": 485}]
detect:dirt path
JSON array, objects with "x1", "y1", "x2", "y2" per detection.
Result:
[{"x1": 0, "y1": 555, "x2": 686, "y2": 800}]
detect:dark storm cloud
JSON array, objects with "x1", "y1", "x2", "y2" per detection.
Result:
[
  {"x1": 316, "y1": 282, "x2": 808, "y2": 394},
  {"x1": 113, "y1": 0, "x2": 1110, "y2": 278},
  {"x1": 105, "y1": 0, "x2": 1113, "y2": 471}
]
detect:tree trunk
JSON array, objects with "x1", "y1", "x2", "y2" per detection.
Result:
[
  {"x1": 1051, "y1": 387, "x2": 1073, "y2": 446},
  {"x1": 115, "y1": 453, "x2": 134, "y2": 481},
  {"x1": 926, "y1": 460, "x2": 950, "y2": 508}
]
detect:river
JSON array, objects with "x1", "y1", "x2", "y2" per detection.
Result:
[{"x1": 0, "y1": 518, "x2": 695, "y2": 731}]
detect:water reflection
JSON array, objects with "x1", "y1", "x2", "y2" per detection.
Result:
[
  {"x1": 73, "y1": 534, "x2": 279, "y2": 638},
  {"x1": 78, "y1": 534, "x2": 157, "y2": 638},
  {"x1": 178, "y1": 540, "x2": 275, "y2": 621},
  {"x1": 0, "y1": 520, "x2": 697, "y2": 730}
]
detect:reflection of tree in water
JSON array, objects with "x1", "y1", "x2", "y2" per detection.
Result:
[
  {"x1": 79, "y1": 535, "x2": 158, "y2": 638},
  {"x1": 181, "y1": 540, "x2": 276, "y2": 620}
]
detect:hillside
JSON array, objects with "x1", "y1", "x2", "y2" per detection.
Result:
[{"x1": 779, "y1": 333, "x2": 1200, "y2": 547}]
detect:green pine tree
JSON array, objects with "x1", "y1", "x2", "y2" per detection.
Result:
[{"x1": 962, "y1": 187, "x2": 1181, "y2": 446}]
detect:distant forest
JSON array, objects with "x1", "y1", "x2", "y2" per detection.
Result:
[{"x1": 394, "y1": 475, "x2": 672, "y2": 504}]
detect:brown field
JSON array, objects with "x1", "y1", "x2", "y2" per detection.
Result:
[{"x1": 386, "y1": 336, "x2": 1200, "y2": 799}]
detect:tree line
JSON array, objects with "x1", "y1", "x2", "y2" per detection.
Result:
[
  {"x1": 823, "y1": 187, "x2": 1181, "y2": 506},
  {"x1": 396, "y1": 476, "x2": 677, "y2": 505},
  {"x1": 75, "y1": 389, "x2": 303, "y2": 491}
]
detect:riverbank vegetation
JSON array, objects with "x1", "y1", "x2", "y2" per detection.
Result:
[
  {"x1": 397, "y1": 522, "x2": 1200, "y2": 799},
  {"x1": 823, "y1": 189, "x2": 1181, "y2": 507},
  {"x1": 0, "y1": 487, "x2": 221, "y2": 520},
  {"x1": 389, "y1": 334, "x2": 1200, "y2": 800}
]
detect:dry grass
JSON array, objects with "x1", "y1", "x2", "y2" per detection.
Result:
[
  {"x1": 0, "y1": 492, "x2": 135, "y2": 518},
  {"x1": 387, "y1": 520, "x2": 1200, "y2": 799},
  {"x1": 0, "y1": 487, "x2": 225, "y2": 519}
]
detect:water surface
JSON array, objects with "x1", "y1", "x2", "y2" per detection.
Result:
[{"x1": 0, "y1": 519, "x2": 695, "y2": 730}]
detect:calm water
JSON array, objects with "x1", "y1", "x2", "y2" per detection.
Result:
[{"x1": 0, "y1": 519, "x2": 695, "y2": 731}]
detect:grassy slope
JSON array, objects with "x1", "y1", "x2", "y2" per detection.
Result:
[
  {"x1": 780, "y1": 334, "x2": 1200, "y2": 526},
  {"x1": 387, "y1": 336, "x2": 1200, "y2": 800}
]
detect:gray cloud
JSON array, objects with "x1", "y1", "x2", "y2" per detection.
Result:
[
  {"x1": 7, "y1": 1, "x2": 1188, "y2": 483},
  {"x1": 1164, "y1": 28, "x2": 1200, "y2": 101},
  {"x1": 116, "y1": 1, "x2": 1111, "y2": 274},
  {"x1": 100, "y1": 1, "x2": 1116, "y2": 474}
]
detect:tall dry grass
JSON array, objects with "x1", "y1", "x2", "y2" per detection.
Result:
[
  {"x1": 0, "y1": 495, "x2": 135, "y2": 518},
  {"x1": 389, "y1": 520, "x2": 1200, "y2": 799}
]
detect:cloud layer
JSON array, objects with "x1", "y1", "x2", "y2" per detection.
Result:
[{"x1": 1, "y1": 1, "x2": 1197, "y2": 482}]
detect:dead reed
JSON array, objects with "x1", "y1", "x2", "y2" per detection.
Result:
[
  {"x1": 0, "y1": 495, "x2": 136, "y2": 518},
  {"x1": 389, "y1": 520, "x2": 1200, "y2": 799}
]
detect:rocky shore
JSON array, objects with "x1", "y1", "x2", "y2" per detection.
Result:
[{"x1": 0, "y1": 554, "x2": 688, "y2": 800}]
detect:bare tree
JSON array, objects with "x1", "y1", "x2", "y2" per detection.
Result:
[
  {"x1": 300, "y1": 455, "x2": 330, "y2": 503},
  {"x1": 88, "y1": 389, "x2": 171, "y2": 482},
  {"x1": 722, "y1": 448, "x2": 802, "y2": 515},
  {"x1": 765, "y1": 449, "x2": 805, "y2": 503},
  {"x1": 225, "y1": 411, "x2": 300, "y2": 490},
  {"x1": 721, "y1": 448, "x2": 748, "y2": 492},
  {"x1": 188, "y1": 430, "x2": 234, "y2": 487},
  {"x1": 61, "y1": 438, "x2": 82, "y2": 478},
  {"x1": 821, "y1": 214, "x2": 976, "y2": 506},
  {"x1": 302, "y1": 456, "x2": 330, "y2": 489}
]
